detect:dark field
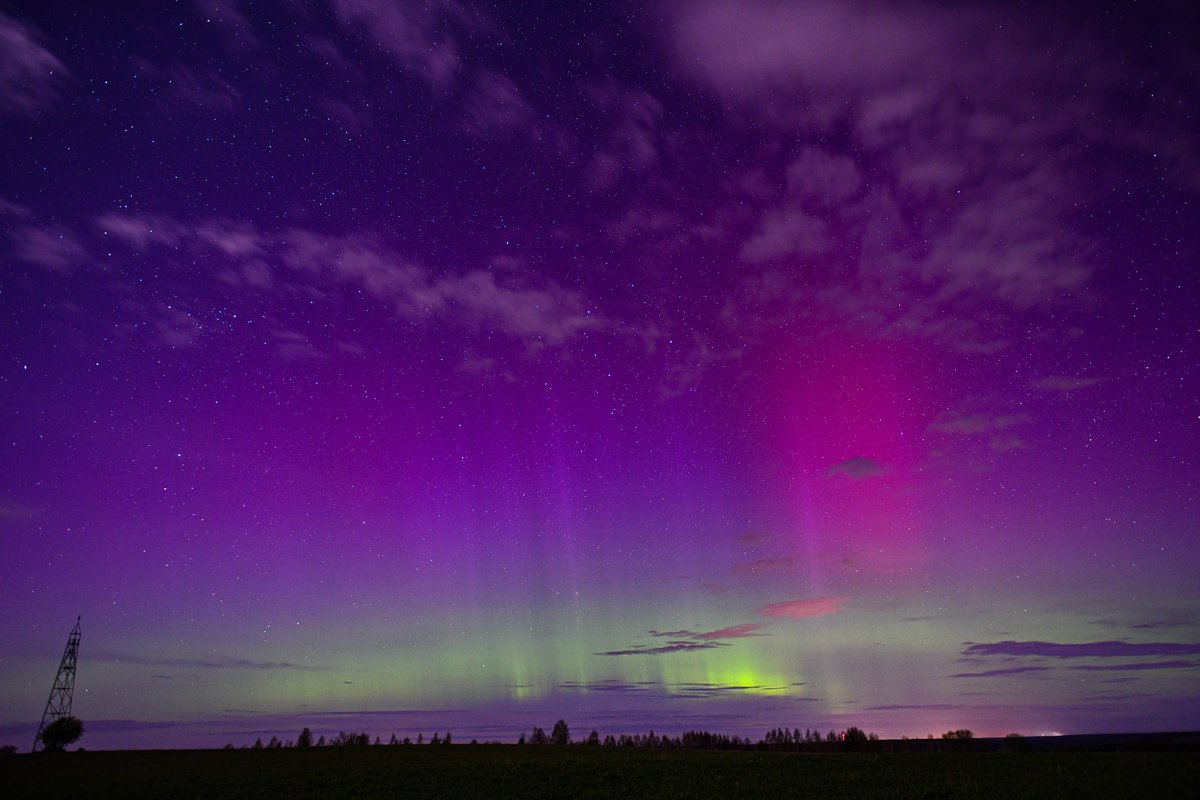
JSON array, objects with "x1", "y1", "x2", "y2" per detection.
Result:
[{"x1": 4, "y1": 746, "x2": 1199, "y2": 800}]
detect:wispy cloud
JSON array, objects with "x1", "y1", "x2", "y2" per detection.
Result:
[
  {"x1": 559, "y1": 679, "x2": 791, "y2": 698},
  {"x1": 951, "y1": 666, "x2": 1052, "y2": 678},
  {"x1": 928, "y1": 412, "x2": 1029, "y2": 436},
  {"x1": 736, "y1": 532, "x2": 771, "y2": 548},
  {"x1": 693, "y1": 623, "x2": 767, "y2": 640},
  {"x1": 329, "y1": 0, "x2": 496, "y2": 91},
  {"x1": 600, "y1": 621, "x2": 768, "y2": 656},
  {"x1": 1072, "y1": 660, "x2": 1200, "y2": 672},
  {"x1": 99, "y1": 651, "x2": 323, "y2": 671},
  {"x1": 0, "y1": 12, "x2": 69, "y2": 116},
  {"x1": 11, "y1": 224, "x2": 88, "y2": 271},
  {"x1": 826, "y1": 457, "x2": 886, "y2": 479},
  {"x1": 1031, "y1": 376, "x2": 1108, "y2": 392},
  {"x1": 961, "y1": 640, "x2": 1200, "y2": 659},
  {"x1": 756, "y1": 596, "x2": 847, "y2": 619},
  {"x1": 595, "y1": 641, "x2": 727, "y2": 656},
  {"x1": 95, "y1": 213, "x2": 606, "y2": 353}
]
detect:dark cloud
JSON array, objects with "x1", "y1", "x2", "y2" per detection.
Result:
[
  {"x1": 951, "y1": 666, "x2": 1052, "y2": 678},
  {"x1": 826, "y1": 457, "x2": 886, "y2": 479},
  {"x1": 559, "y1": 680, "x2": 657, "y2": 693},
  {"x1": 737, "y1": 532, "x2": 771, "y2": 547},
  {"x1": 1032, "y1": 376, "x2": 1108, "y2": 393},
  {"x1": 1072, "y1": 661, "x2": 1200, "y2": 673},
  {"x1": 928, "y1": 412, "x2": 1029, "y2": 436},
  {"x1": 99, "y1": 651, "x2": 322, "y2": 671},
  {"x1": 615, "y1": 622, "x2": 769, "y2": 657},
  {"x1": 595, "y1": 641, "x2": 727, "y2": 656},
  {"x1": 693, "y1": 623, "x2": 767, "y2": 640},
  {"x1": 961, "y1": 640, "x2": 1200, "y2": 659},
  {"x1": 561, "y1": 679, "x2": 789, "y2": 697}
]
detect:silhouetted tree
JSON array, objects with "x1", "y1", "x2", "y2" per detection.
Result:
[
  {"x1": 551, "y1": 719, "x2": 571, "y2": 745},
  {"x1": 316, "y1": 735, "x2": 326, "y2": 746},
  {"x1": 417, "y1": 733, "x2": 424, "y2": 745},
  {"x1": 39, "y1": 716, "x2": 84, "y2": 752},
  {"x1": 1, "y1": 744, "x2": 18, "y2": 755},
  {"x1": 431, "y1": 732, "x2": 441, "y2": 745},
  {"x1": 517, "y1": 733, "x2": 526, "y2": 745},
  {"x1": 603, "y1": 734, "x2": 616, "y2": 747},
  {"x1": 843, "y1": 727, "x2": 869, "y2": 752},
  {"x1": 530, "y1": 726, "x2": 548, "y2": 745},
  {"x1": 253, "y1": 738, "x2": 264, "y2": 749},
  {"x1": 586, "y1": 730, "x2": 600, "y2": 746},
  {"x1": 941, "y1": 729, "x2": 974, "y2": 752},
  {"x1": 942, "y1": 729, "x2": 974, "y2": 740}
]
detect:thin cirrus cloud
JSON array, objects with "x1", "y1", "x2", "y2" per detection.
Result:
[
  {"x1": 1031, "y1": 376, "x2": 1109, "y2": 393},
  {"x1": 826, "y1": 457, "x2": 886, "y2": 480},
  {"x1": 756, "y1": 596, "x2": 847, "y2": 620},
  {"x1": 950, "y1": 666, "x2": 1052, "y2": 679},
  {"x1": 961, "y1": 640, "x2": 1200, "y2": 659},
  {"x1": 693, "y1": 623, "x2": 767, "y2": 640},
  {"x1": 595, "y1": 641, "x2": 727, "y2": 656},
  {"x1": 599, "y1": 621, "x2": 769, "y2": 656},
  {"x1": 97, "y1": 651, "x2": 323, "y2": 671},
  {"x1": 92, "y1": 213, "x2": 605, "y2": 352},
  {"x1": 0, "y1": 12, "x2": 69, "y2": 116}
]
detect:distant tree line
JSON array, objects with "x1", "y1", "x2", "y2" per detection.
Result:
[
  {"x1": 513, "y1": 720, "x2": 887, "y2": 753},
  {"x1": 224, "y1": 722, "x2": 993, "y2": 753}
]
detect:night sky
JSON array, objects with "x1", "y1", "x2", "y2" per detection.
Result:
[{"x1": 2, "y1": 0, "x2": 1198, "y2": 750}]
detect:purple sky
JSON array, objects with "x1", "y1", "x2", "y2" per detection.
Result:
[{"x1": 1, "y1": 0, "x2": 1198, "y2": 750}]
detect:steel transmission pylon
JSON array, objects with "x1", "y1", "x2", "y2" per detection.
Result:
[{"x1": 32, "y1": 616, "x2": 81, "y2": 752}]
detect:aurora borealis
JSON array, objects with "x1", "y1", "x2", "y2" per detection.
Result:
[{"x1": 1, "y1": 0, "x2": 1198, "y2": 750}]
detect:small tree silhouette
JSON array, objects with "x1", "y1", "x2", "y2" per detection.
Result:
[
  {"x1": 297, "y1": 727, "x2": 313, "y2": 748},
  {"x1": 586, "y1": 730, "x2": 600, "y2": 746},
  {"x1": 529, "y1": 726, "x2": 548, "y2": 745},
  {"x1": 40, "y1": 716, "x2": 84, "y2": 752},
  {"x1": 551, "y1": 720, "x2": 570, "y2": 746}
]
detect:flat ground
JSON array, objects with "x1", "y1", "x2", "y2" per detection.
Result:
[{"x1": 2, "y1": 745, "x2": 1196, "y2": 799}]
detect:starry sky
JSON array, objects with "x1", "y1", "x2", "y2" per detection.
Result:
[{"x1": 1, "y1": 0, "x2": 1198, "y2": 750}]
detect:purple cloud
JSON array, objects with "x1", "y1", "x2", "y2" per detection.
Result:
[
  {"x1": 951, "y1": 666, "x2": 1051, "y2": 679},
  {"x1": 595, "y1": 641, "x2": 727, "y2": 656},
  {"x1": 1072, "y1": 661, "x2": 1200, "y2": 672},
  {"x1": 962, "y1": 640, "x2": 1200, "y2": 659},
  {"x1": 0, "y1": 12, "x2": 68, "y2": 116},
  {"x1": 693, "y1": 623, "x2": 767, "y2": 640},
  {"x1": 1032, "y1": 376, "x2": 1108, "y2": 393},
  {"x1": 826, "y1": 457, "x2": 886, "y2": 480},
  {"x1": 757, "y1": 596, "x2": 847, "y2": 619}
]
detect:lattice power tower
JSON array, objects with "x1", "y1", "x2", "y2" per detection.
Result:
[{"x1": 32, "y1": 616, "x2": 81, "y2": 752}]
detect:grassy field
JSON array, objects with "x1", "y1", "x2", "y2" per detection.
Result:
[{"x1": 2, "y1": 745, "x2": 1197, "y2": 799}]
